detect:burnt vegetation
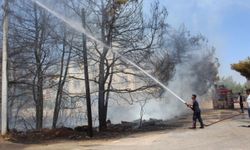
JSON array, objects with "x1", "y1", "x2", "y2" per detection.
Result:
[{"x1": 0, "y1": 0, "x2": 219, "y2": 139}]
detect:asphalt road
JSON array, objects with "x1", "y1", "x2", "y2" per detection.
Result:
[{"x1": 1, "y1": 110, "x2": 250, "y2": 150}]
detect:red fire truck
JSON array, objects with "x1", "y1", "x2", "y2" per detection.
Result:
[{"x1": 213, "y1": 85, "x2": 234, "y2": 109}]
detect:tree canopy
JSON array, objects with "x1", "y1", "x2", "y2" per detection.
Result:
[{"x1": 231, "y1": 57, "x2": 250, "y2": 80}]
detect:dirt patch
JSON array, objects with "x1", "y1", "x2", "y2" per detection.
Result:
[
  {"x1": 4, "y1": 127, "x2": 82, "y2": 144},
  {"x1": 3, "y1": 118, "x2": 186, "y2": 144}
]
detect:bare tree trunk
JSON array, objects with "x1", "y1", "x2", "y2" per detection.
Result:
[
  {"x1": 104, "y1": 55, "x2": 115, "y2": 121},
  {"x1": 36, "y1": 73, "x2": 43, "y2": 129},
  {"x1": 82, "y1": 8, "x2": 93, "y2": 137},
  {"x1": 1, "y1": 0, "x2": 9, "y2": 135},
  {"x1": 34, "y1": 4, "x2": 44, "y2": 129},
  {"x1": 52, "y1": 38, "x2": 65, "y2": 128},
  {"x1": 98, "y1": 1, "x2": 114, "y2": 131},
  {"x1": 98, "y1": 54, "x2": 106, "y2": 130},
  {"x1": 52, "y1": 35, "x2": 72, "y2": 128},
  {"x1": 139, "y1": 100, "x2": 147, "y2": 128}
]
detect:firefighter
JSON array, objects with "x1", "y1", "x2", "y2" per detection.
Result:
[
  {"x1": 186, "y1": 94, "x2": 204, "y2": 129},
  {"x1": 238, "y1": 92, "x2": 244, "y2": 113}
]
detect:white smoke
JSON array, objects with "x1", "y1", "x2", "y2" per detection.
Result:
[{"x1": 10, "y1": 0, "x2": 216, "y2": 128}]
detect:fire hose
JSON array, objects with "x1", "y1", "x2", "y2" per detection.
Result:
[{"x1": 204, "y1": 113, "x2": 242, "y2": 127}]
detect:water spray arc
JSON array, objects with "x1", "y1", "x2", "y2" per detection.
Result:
[
  {"x1": 118, "y1": 55, "x2": 186, "y2": 103},
  {"x1": 33, "y1": 0, "x2": 186, "y2": 104}
]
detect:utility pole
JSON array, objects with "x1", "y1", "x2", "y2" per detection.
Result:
[
  {"x1": 1, "y1": 0, "x2": 9, "y2": 135},
  {"x1": 82, "y1": 8, "x2": 93, "y2": 137}
]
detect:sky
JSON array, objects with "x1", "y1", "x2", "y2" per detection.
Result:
[
  {"x1": 145, "y1": 0, "x2": 250, "y2": 84},
  {"x1": 1, "y1": 0, "x2": 249, "y2": 84}
]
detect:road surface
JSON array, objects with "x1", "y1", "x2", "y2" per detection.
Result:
[{"x1": 1, "y1": 110, "x2": 250, "y2": 150}]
